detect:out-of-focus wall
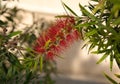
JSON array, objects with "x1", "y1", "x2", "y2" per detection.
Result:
[{"x1": 19, "y1": 0, "x2": 89, "y2": 15}]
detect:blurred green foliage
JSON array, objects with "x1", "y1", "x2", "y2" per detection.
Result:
[
  {"x1": 63, "y1": 0, "x2": 120, "y2": 83},
  {"x1": 0, "y1": 1, "x2": 56, "y2": 84}
]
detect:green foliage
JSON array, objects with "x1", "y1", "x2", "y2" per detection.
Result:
[
  {"x1": 78, "y1": 0, "x2": 120, "y2": 70},
  {"x1": 104, "y1": 73, "x2": 118, "y2": 84},
  {"x1": 63, "y1": 0, "x2": 120, "y2": 83},
  {"x1": 0, "y1": 1, "x2": 56, "y2": 84}
]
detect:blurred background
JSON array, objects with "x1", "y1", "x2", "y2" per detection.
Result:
[{"x1": 2, "y1": 0, "x2": 120, "y2": 84}]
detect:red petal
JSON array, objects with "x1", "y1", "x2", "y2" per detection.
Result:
[
  {"x1": 46, "y1": 51, "x2": 54, "y2": 60},
  {"x1": 36, "y1": 36, "x2": 45, "y2": 47},
  {"x1": 66, "y1": 34, "x2": 73, "y2": 43},
  {"x1": 34, "y1": 46, "x2": 45, "y2": 53},
  {"x1": 72, "y1": 30, "x2": 80, "y2": 40},
  {"x1": 59, "y1": 39, "x2": 67, "y2": 47}
]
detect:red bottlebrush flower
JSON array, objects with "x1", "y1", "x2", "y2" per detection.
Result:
[
  {"x1": 72, "y1": 30, "x2": 80, "y2": 40},
  {"x1": 48, "y1": 26, "x2": 59, "y2": 39},
  {"x1": 59, "y1": 39, "x2": 68, "y2": 48},
  {"x1": 66, "y1": 34, "x2": 74, "y2": 43},
  {"x1": 66, "y1": 26, "x2": 72, "y2": 33},
  {"x1": 34, "y1": 46, "x2": 45, "y2": 53},
  {"x1": 36, "y1": 35, "x2": 45, "y2": 47},
  {"x1": 34, "y1": 16, "x2": 80, "y2": 60},
  {"x1": 44, "y1": 34, "x2": 50, "y2": 42},
  {"x1": 55, "y1": 45, "x2": 61, "y2": 53},
  {"x1": 65, "y1": 16, "x2": 75, "y2": 25},
  {"x1": 50, "y1": 45, "x2": 61, "y2": 53},
  {"x1": 58, "y1": 32, "x2": 64, "y2": 39},
  {"x1": 46, "y1": 51, "x2": 54, "y2": 60},
  {"x1": 68, "y1": 16, "x2": 75, "y2": 24},
  {"x1": 56, "y1": 19, "x2": 66, "y2": 28}
]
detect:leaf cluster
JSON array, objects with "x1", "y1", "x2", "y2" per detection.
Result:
[
  {"x1": 63, "y1": 0, "x2": 120, "y2": 83},
  {"x1": 0, "y1": 2, "x2": 56, "y2": 84}
]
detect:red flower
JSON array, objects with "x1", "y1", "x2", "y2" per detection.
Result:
[
  {"x1": 56, "y1": 19, "x2": 66, "y2": 28},
  {"x1": 34, "y1": 16, "x2": 81, "y2": 60},
  {"x1": 58, "y1": 32, "x2": 64, "y2": 39},
  {"x1": 72, "y1": 30, "x2": 80, "y2": 40},
  {"x1": 48, "y1": 26, "x2": 60, "y2": 40},
  {"x1": 34, "y1": 46, "x2": 45, "y2": 53},
  {"x1": 66, "y1": 34, "x2": 74, "y2": 43},
  {"x1": 65, "y1": 16, "x2": 75, "y2": 25},
  {"x1": 46, "y1": 51, "x2": 54, "y2": 60},
  {"x1": 50, "y1": 45, "x2": 61, "y2": 53},
  {"x1": 36, "y1": 35, "x2": 45, "y2": 47},
  {"x1": 66, "y1": 26, "x2": 72, "y2": 32},
  {"x1": 59, "y1": 39, "x2": 68, "y2": 48}
]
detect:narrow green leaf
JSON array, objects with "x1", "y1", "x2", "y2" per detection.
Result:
[
  {"x1": 96, "y1": 53, "x2": 108, "y2": 64},
  {"x1": 112, "y1": 17, "x2": 120, "y2": 25},
  {"x1": 40, "y1": 56, "x2": 43, "y2": 72},
  {"x1": 81, "y1": 43, "x2": 87, "y2": 49},
  {"x1": 24, "y1": 71, "x2": 32, "y2": 84},
  {"x1": 114, "y1": 74, "x2": 120, "y2": 78},
  {"x1": 104, "y1": 73, "x2": 118, "y2": 84},
  {"x1": 62, "y1": 2, "x2": 78, "y2": 16},
  {"x1": 55, "y1": 15, "x2": 73, "y2": 18},
  {"x1": 79, "y1": 3, "x2": 97, "y2": 20},
  {"x1": 7, "y1": 52, "x2": 21, "y2": 67},
  {"x1": 26, "y1": 47, "x2": 33, "y2": 52},
  {"x1": 7, "y1": 66, "x2": 12, "y2": 78},
  {"x1": 45, "y1": 40, "x2": 51, "y2": 49},
  {"x1": 88, "y1": 43, "x2": 95, "y2": 52},
  {"x1": 33, "y1": 60, "x2": 38, "y2": 72},
  {"x1": 8, "y1": 31, "x2": 22, "y2": 38},
  {"x1": 88, "y1": 2, "x2": 95, "y2": 11},
  {"x1": 76, "y1": 21, "x2": 96, "y2": 28},
  {"x1": 92, "y1": 0, "x2": 105, "y2": 14},
  {"x1": 85, "y1": 29, "x2": 97, "y2": 36},
  {"x1": 110, "y1": 54, "x2": 114, "y2": 71}
]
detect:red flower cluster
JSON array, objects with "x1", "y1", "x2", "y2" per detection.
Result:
[{"x1": 34, "y1": 16, "x2": 81, "y2": 60}]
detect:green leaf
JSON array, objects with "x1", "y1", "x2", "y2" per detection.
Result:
[
  {"x1": 45, "y1": 40, "x2": 51, "y2": 49},
  {"x1": 104, "y1": 73, "x2": 118, "y2": 84},
  {"x1": 110, "y1": 54, "x2": 114, "y2": 71},
  {"x1": 24, "y1": 70, "x2": 32, "y2": 84},
  {"x1": 114, "y1": 74, "x2": 120, "y2": 78},
  {"x1": 92, "y1": 49, "x2": 110, "y2": 54},
  {"x1": 92, "y1": 0, "x2": 105, "y2": 14},
  {"x1": 33, "y1": 60, "x2": 39, "y2": 72},
  {"x1": 79, "y1": 3, "x2": 97, "y2": 21},
  {"x1": 55, "y1": 15, "x2": 73, "y2": 18},
  {"x1": 85, "y1": 29, "x2": 97, "y2": 36},
  {"x1": 62, "y1": 2, "x2": 78, "y2": 16},
  {"x1": 26, "y1": 47, "x2": 34, "y2": 52},
  {"x1": 7, "y1": 66, "x2": 13, "y2": 78},
  {"x1": 88, "y1": 2, "x2": 95, "y2": 11},
  {"x1": 8, "y1": 31, "x2": 22, "y2": 38},
  {"x1": 112, "y1": 17, "x2": 120, "y2": 25},
  {"x1": 88, "y1": 43, "x2": 95, "y2": 53},
  {"x1": 40, "y1": 56, "x2": 43, "y2": 72},
  {"x1": 96, "y1": 53, "x2": 109, "y2": 64},
  {"x1": 76, "y1": 21, "x2": 96, "y2": 28},
  {"x1": 7, "y1": 52, "x2": 21, "y2": 67}
]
